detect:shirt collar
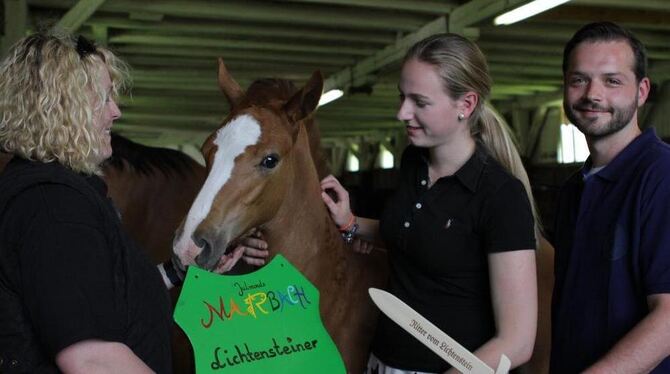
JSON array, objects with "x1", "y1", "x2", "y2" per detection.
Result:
[
  {"x1": 420, "y1": 143, "x2": 486, "y2": 192},
  {"x1": 455, "y1": 144, "x2": 487, "y2": 192},
  {"x1": 584, "y1": 127, "x2": 658, "y2": 182}
]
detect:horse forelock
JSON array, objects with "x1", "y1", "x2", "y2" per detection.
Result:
[
  {"x1": 175, "y1": 114, "x2": 261, "y2": 254},
  {"x1": 246, "y1": 78, "x2": 297, "y2": 106}
]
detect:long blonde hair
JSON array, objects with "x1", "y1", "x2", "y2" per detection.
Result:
[
  {"x1": 405, "y1": 33, "x2": 542, "y2": 233},
  {"x1": 0, "y1": 31, "x2": 129, "y2": 175}
]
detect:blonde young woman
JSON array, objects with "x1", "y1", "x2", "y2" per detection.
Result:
[
  {"x1": 320, "y1": 34, "x2": 539, "y2": 373},
  {"x1": 0, "y1": 33, "x2": 249, "y2": 373}
]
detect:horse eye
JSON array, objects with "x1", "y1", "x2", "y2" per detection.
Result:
[{"x1": 260, "y1": 154, "x2": 279, "y2": 169}]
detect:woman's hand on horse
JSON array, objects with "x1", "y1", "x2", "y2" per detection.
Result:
[
  {"x1": 320, "y1": 175, "x2": 352, "y2": 228},
  {"x1": 239, "y1": 228, "x2": 269, "y2": 266}
]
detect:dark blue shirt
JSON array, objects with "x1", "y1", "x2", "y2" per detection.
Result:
[{"x1": 551, "y1": 128, "x2": 670, "y2": 373}]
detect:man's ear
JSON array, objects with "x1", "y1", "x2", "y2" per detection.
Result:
[{"x1": 637, "y1": 77, "x2": 651, "y2": 107}]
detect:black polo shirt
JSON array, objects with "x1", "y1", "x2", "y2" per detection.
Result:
[{"x1": 372, "y1": 144, "x2": 535, "y2": 372}]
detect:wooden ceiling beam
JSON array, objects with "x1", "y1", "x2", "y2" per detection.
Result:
[
  {"x1": 125, "y1": 57, "x2": 341, "y2": 76},
  {"x1": 573, "y1": 0, "x2": 669, "y2": 12},
  {"x1": 495, "y1": 89, "x2": 563, "y2": 112},
  {"x1": 274, "y1": 0, "x2": 457, "y2": 14},
  {"x1": 1, "y1": 0, "x2": 28, "y2": 57},
  {"x1": 119, "y1": 112, "x2": 221, "y2": 130},
  {"x1": 119, "y1": 96, "x2": 225, "y2": 112},
  {"x1": 487, "y1": 53, "x2": 561, "y2": 66},
  {"x1": 324, "y1": 16, "x2": 450, "y2": 91},
  {"x1": 479, "y1": 40, "x2": 563, "y2": 55},
  {"x1": 536, "y1": 5, "x2": 670, "y2": 30},
  {"x1": 323, "y1": 0, "x2": 537, "y2": 92},
  {"x1": 650, "y1": 60, "x2": 670, "y2": 82},
  {"x1": 29, "y1": 0, "x2": 430, "y2": 31},
  {"x1": 491, "y1": 85, "x2": 560, "y2": 95},
  {"x1": 109, "y1": 33, "x2": 375, "y2": 56},
  {"x1": 449, "y1": 0, "x2": 532, "y2": 31},
  {"x1": 490, "y1": 65, "x2": 561, "y2": 78},
  {"x1": 84, "y1": 15, "x2": 395, "y2": 44},
  {"x1": 481, "y1": 23, "x2": 670, "y2": 48},
  {"x1": 54, "y1": 0, "x2": 105, "y2": 33},
  {"x1": 318, "y1": 121, "x2": 400, "y2": 130},
  {"x1": 116, "y1": 45, "x2": 357, "y2": 66},
  {"x1": 493, "y1": 76, "x2": 562, "y2": 86}
]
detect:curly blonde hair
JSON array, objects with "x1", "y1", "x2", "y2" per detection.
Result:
[{"x1": 0, "y1": 31, "x2": 129, "y2": 174}]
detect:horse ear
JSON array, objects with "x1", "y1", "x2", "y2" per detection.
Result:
[
  {"x1": 217, "y1": 58, "x2": 244, "y2": 107},
  {"x1": 284, "y1": 71, "x2": 324, "y2": 124}
]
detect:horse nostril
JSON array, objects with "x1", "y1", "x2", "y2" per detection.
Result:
[
  {"x1": 194, "y1": 236, "x2": 207, "y2": 249},
  {"x1": 194, "y1": 236, "x2": 213, "y2": 269}
]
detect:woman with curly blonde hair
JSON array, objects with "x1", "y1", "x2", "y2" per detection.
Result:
[
  {"x1": 0, "y1": 31, "x2": 270, "y2": 373},
  {"x1": 0, "y1": 32, "x2": 173, "y2": 373},
  {"x1": 0, "y1": 32, "x2": 129, "y2": 175}
]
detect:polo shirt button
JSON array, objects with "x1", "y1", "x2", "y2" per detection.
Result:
[
  {"x1": 404, "y1": 221, "x2": 410, "y2": 228},
  {"x1": 415, "y1": 203, "x2": 422, "y2": 209},
  {"x1": 420, "y1": 179, "x2": 427, "y2": 186}
]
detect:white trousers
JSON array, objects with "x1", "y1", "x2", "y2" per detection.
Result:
[{"x1": 366, "y1": 353, "x2": 437, "y2": 374}]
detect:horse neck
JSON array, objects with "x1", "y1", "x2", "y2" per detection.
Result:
[
  {"x1": 305, "y1": 117, "x2": 331, "y2": 180},
  {"x1": 264, "y1": 125, "x2": 344, "y2": 267}
]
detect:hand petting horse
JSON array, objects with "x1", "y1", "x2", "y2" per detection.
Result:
[{"x1": 172, "y1": 59, "x2": 388, "y2": 373}]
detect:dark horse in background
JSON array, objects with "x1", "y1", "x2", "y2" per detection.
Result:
[{"x1": 104, "y1": 134, "x2": 206, "y2": 264}]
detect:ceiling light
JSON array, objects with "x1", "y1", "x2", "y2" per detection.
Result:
[
  {"x1": 494, "y1": 0, "x2": 571, "y2": 26},
  {"x1": 318, "y1": 89, "x2": 343, "y2": 107}
]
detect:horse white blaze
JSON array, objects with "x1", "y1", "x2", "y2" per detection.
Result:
[{"x1": 174, "y1": 114, "x2": 261, "y2": 261}]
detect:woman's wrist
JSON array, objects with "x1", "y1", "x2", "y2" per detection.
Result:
[{"x1": 339, "y1": 214, "x2": 359, "y2": 244}]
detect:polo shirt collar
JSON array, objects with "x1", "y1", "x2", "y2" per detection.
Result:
[
  {"x1": 455, "y1": 144, "x2": 487, "y2": 192},
  {"x1": 419, "y1": 144, "x2": 486, "y2": 192},
  {"x1": 584, "y1": 127, "x2": 657, "y2": 182}
]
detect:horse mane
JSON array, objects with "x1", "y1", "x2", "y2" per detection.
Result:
[{"x1": 106, "y1": 133, "x2": 200, "y2": 178}]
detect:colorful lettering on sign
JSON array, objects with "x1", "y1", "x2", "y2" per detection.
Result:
[{"x1": 200, "y1": 284, "x2": 312, "y2": 329}]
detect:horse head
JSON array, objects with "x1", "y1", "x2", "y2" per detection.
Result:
[{"x1": 173, "y1": 59, "x2": 323, "y2": 270}]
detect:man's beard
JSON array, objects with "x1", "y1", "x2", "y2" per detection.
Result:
[{"x1": 564, "y1": 95, "x2": 638, "y2": 139}]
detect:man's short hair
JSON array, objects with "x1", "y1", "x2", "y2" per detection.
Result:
[{"x1": 562, "y1": 21, "x2": 647, "y2": 82}]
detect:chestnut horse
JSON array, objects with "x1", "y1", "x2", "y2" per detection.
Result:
[{"x1": 172, "y1": 60, "x2": 389, "y2": 373}]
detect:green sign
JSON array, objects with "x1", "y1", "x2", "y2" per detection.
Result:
[{"x1": 174, "y1": 255, "x2": 346, "y2": 373}]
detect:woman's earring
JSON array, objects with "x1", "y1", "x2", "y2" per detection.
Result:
[{"x1": 457, "y1": 113, "x2": 465, "y2": 121}]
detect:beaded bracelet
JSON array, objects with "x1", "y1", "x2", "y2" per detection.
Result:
[{"x1": 341, "y1": 224, "x2": 359, "y2": 245}]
